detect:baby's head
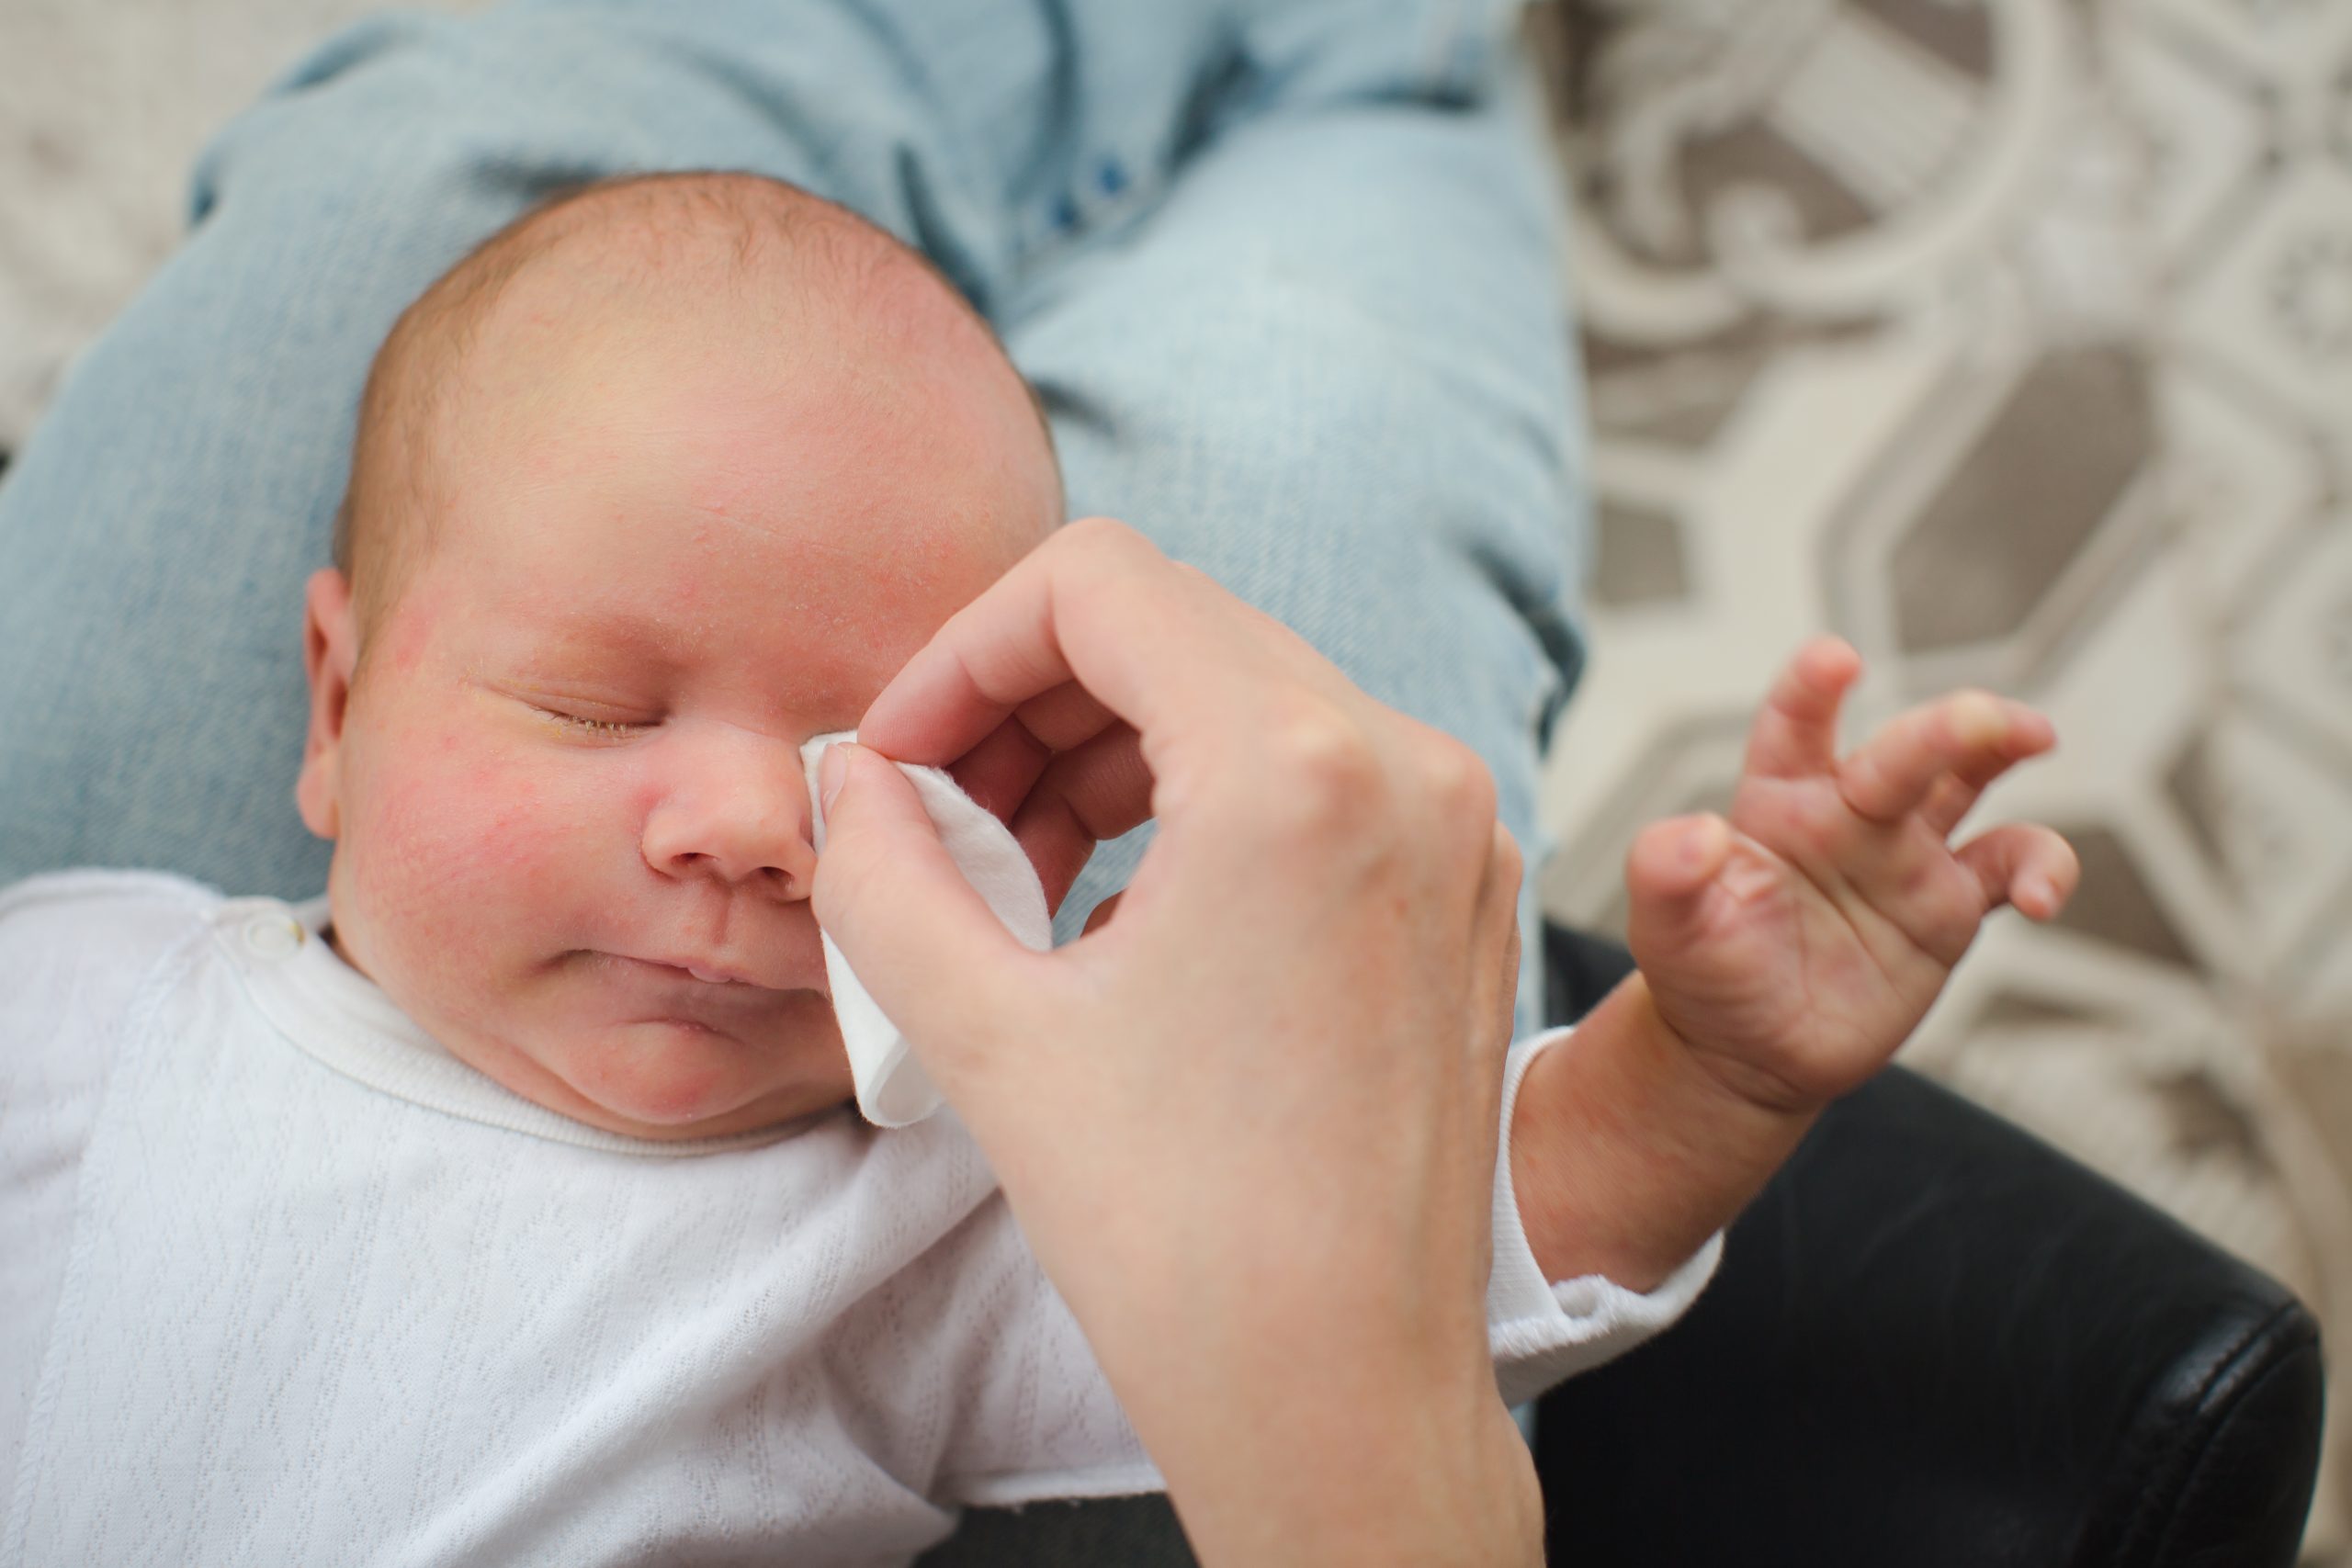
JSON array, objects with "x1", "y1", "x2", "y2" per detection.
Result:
[{"x1": 297, "y1": 172, "x2": 1062, "y2": 1140}]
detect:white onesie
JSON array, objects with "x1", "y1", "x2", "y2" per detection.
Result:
[{"x1": 0, "y1": 870, "x2": 1719, "y2": 1567}]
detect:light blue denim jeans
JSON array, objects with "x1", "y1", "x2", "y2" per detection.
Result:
[{"x1": 0, "y1": 0, "x2": 1589, "y2": 1053}]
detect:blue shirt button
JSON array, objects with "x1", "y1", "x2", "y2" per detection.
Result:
[
  {"x1": 1051, "y1": 193, "x2": 1080, "y2": 231},
  {"x1": 1097, "y1": 158, "x2": 1127, "y2": 196}
]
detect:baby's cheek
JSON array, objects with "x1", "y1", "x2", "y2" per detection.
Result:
[{"x1": 354, "y1": 740, "x2": 614, "y2": 972}]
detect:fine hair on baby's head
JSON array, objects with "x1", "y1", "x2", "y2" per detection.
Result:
[
  {"x1": 334, "y1": 169, "x2": 1059, "y2": 654},
  {"x1": 296, "y1": 170, "x2": 1065, "y2": 1143}
]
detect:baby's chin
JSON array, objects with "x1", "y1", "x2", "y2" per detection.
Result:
[
  {"x1": 332, "y1": 915, "x2": 856, "y2": 1139},
  {"x1": 548, "y1": 1013, "x2": 857, "y2": 1139}
]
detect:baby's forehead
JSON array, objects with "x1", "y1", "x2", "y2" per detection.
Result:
[
  {"x1": 346, "y1": 174, "x2": 1060, "y2": 634},
  {"x1": 447, "y1": 186, "x2": 1042, "y2": 458}
]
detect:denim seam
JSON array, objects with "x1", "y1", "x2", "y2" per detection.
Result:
[{"x1": 1419, "y1": 0, "x2": 1480, "y2": 102}]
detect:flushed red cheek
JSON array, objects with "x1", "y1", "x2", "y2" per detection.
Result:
[{"x1": 354, "y1": 739, "x2": 616, "y2": 976}]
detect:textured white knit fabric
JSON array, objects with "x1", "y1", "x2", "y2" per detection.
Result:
[
  {"x1": 797, "y1": 731, "x2": 1052, "y2": 1130},
  {"x1": 0, "y1": 870, "x2": 1720, "y2": 1566}
]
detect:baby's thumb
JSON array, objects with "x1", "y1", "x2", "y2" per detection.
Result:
[
  {"x1": 1624, "y1": 813, "x2": 1731, "y2": 955},
  {"x1": 809, "y1": 743, "x2": 1035, "y2": 1055}
]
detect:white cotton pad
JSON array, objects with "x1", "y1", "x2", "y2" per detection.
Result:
[{"x1": 800, "y1": 731, "x2": 1053, "y2": 1128}]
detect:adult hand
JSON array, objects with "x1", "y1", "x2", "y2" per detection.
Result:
[{"x1": 810, "y1": 518, "x2": 1541, "y2": 1568}]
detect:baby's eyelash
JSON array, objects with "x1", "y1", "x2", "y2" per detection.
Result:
[{"x1": 538, "y1": 707, "x2": 648, "y2": 739}]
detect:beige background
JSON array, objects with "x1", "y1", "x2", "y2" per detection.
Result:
[{"x1": 2, "y1": 0, "x2": 2344, "y2": 1555}]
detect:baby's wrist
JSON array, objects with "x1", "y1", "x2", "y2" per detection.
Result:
[
  {"x1": 1663, "y1": 1020, "x2": 1840, "y2": 1122},
  {"x1": 1510, "y1": 973, "x2": 1816, "y2": 1291},
  {"x1": 1616, "y1": 973, "x2": 1827, "y2": 1151}
]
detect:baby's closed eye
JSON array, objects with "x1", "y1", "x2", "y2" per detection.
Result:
[
  {"x1": 470, "y1": 673, "x2": 664, "y2": 739},
  {"x1": 537, "y1": 707, "x2": 650, "y2": 739}
]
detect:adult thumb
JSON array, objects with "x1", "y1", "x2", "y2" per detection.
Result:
[{"x1": 809, "y1": 742, "x2": 1038, "y2": 1054}]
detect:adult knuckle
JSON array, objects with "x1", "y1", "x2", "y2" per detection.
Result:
[
  {"x1": 1167, "y1": 560, "x2": 1235, "y2": 621},
  {"x1": 1260, "y1": 702, "x2": 1383, "y2": 825},
  {"x1": 1489, "y1": 822, "x2": 1525, "y2": 892},
  {"x1": 1424, "y1": 738, "x2": 1498, "y2": 826}
]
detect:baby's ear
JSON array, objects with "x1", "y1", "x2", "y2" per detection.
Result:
[{"x1": 295, "y1": 569, "x2": 360, "y2": 840}]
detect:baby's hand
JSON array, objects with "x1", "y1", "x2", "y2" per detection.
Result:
[{"x1": 1628, "y1": 637, "x2": 2078, "y2": 1115}]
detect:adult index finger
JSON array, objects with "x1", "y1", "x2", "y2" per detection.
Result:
[{"x1": 854, "y1": 517, "x2": 1325, "y2": 773}]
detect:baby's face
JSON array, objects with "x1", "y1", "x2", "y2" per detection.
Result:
[{"x1": 300, "y1": 265, "x2": 1058, "y2": 1139}]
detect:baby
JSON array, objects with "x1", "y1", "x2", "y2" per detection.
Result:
[
  {"x1": 300, "y1": 172, "x2": 1065, "y2": 1142},
  {"x1": 0, "y1": 172, "x2": 2072, "y2": 1563}
]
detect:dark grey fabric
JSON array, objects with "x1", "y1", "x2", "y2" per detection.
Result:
[{"x1": 920, "y1": 1495, "x2": 1195, "y2": 1567}]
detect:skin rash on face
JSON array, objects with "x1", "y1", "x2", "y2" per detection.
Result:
[{"x1": 298, "y1": 249, "x2": 1060, "y2": 1141}]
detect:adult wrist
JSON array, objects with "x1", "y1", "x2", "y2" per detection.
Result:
[{"x1": 1166, "y1": 1392, "x2": 1541, "y2": 1568}]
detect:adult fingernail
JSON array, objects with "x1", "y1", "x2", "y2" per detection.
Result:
[{"x1": 820, "y1": 744, "x2": 852, "y2": 813}]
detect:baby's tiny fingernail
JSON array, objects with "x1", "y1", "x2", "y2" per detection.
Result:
[{"x1": 1950, "y1": 692, "x2": 2006, "y2": 745}]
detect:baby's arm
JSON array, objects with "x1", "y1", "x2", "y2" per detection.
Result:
[
  {"x1": 1507, "y1": 975, "x2": 1809, "y2": 1292},
  {"x1": 1508, "y1": 639, "x2": 2078, "y2": 1292}
]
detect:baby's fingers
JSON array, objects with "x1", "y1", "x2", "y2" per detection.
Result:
[
  {"x1": 1840, "y1": 693, "x2": 2053, "y2": 826},
  {"x1": 1954, "y1": 822, "x2": 2079, "y2": 920},
  {"x1": 1741, "y1": 637, "x2": 1862, "y2": 781},
  {"x1": 1919, "y1": 706, "x2": 2055, "y2": 834}
]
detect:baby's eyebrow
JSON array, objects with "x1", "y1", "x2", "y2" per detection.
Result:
[{"x1": 492, "y1": 609, "x2": 685, "y2": 673}]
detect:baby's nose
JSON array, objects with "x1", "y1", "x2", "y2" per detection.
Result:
[{"x1": 640, "y1": 737, "x2": 820, "y2": 897}]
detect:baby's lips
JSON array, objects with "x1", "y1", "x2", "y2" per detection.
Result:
[
  {"x1": 610, "y1": 950, "x2": 820, "y2": 993},
  {"x1": 682, "y1": 962, "x2": 762, "y2": 987}
]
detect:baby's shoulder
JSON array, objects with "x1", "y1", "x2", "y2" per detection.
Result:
[
  {"x1": 0, "y1": 867, "x2": 223, "y2": 951},
  {"x1": 0, "y1": 870, "x2": 226, "y2": 1027}
]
